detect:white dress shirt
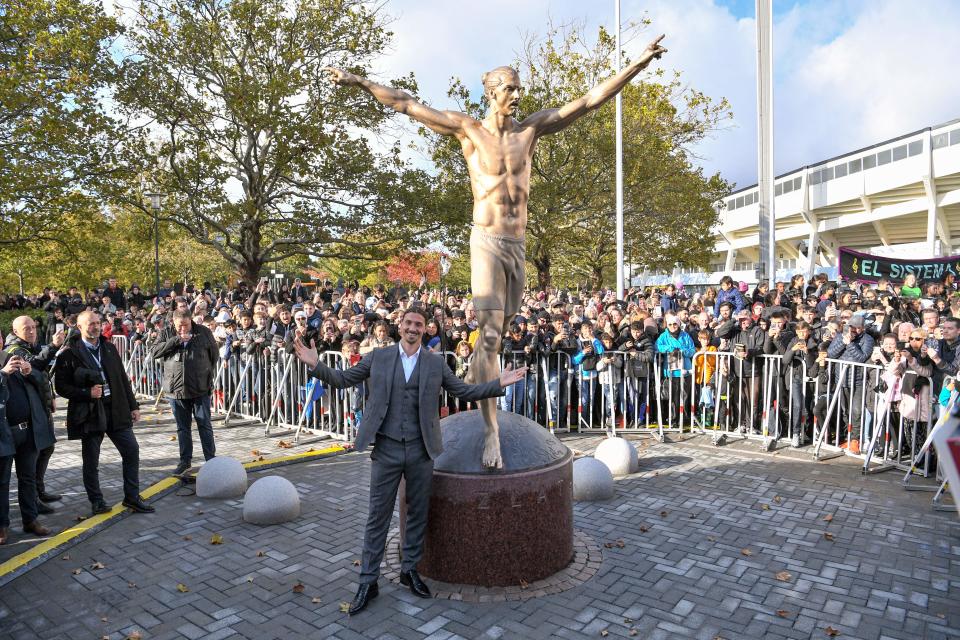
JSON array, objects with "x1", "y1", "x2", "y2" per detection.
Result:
[{"x1": 399, "y1": 343, "x2": 422, "y2": 382}]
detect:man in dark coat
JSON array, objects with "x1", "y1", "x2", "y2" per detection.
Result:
[
  {"x1": 150, "y1": 310, "x2": 220, "y2": 475},
  {"x1": 7, "y1": 315, "x2": 66, "y2": 510},
  {"x1": 0, "y1": 343, "x2": 56, "y2": 543},
  {"x1": 54, "y1": 311, "x2": 155, "y2": 515}
]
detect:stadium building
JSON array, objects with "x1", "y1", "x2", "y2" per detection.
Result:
[{"x1": 641, "y1": 118, "x2": 960, "y2": 287}]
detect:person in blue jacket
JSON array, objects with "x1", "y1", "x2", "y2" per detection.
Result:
[
  {"x1": 714, "y1": 275, "x2": 747, "y2": 317},
  {"x1": 655, "y1": 314, "x2": 696, "y2": 426},
  {"x1": 572, "y1": 321, "x2": 604, "y2": 428}
]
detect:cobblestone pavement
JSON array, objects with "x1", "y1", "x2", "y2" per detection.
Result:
[
  {"x1": 2, "y1": 424, "x2": 958, "y2": 640},
  {"x1": 0, "y1": 402, "x2": 336, "y2": 564}
]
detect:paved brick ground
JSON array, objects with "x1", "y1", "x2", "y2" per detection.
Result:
[
  {"x1": 1, "y1": 426, "x2": 958, "y2": 640},
  {"x1": 0, "y1": 403, "x2": 334, "y2": 563}
]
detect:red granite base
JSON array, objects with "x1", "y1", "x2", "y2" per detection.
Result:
[{"x1": 413, "y1": 453, "x2": 573, "y2": 587}]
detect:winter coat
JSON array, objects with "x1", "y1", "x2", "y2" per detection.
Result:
[
  {"x1": 693, "y1": 346, "x2": 718, "y2": 385},
  {"x1": 572, "y1": 337, "x2": 604, "y2": 380},
  {"x1": 827, "y1": 331, "x2": 875, "y2": 385},
  {"x1": 150, "y1": 321, "x2": 220, "y2": 399},
  {"x1": 0, "y1": 351, "x2": 56, "y2": 456},
  {"x1": 714, "y1": 287, "x2": 747, "y2": 316},
  {"x1": 655, "y1": 329, "x2": 695, "y2": 378},
  {"x1": 617, "y1": 333, "x2": 655, "y2": 378},
  {"x1": 596, "y1": 351, "x2": 623, "y2": 386},
  {"x1": 715, "y1": 319, "x2": 765, "y2": 378},
  {"x1": 54, "y1": 334, "x2": 139, "y2": 439}
]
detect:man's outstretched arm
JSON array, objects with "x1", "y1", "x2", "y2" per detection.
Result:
[
  {"x1": 525, "y1": 34, "x2": 667, "y2": 136},
  {"x1": 325, "y1": 67, "x2": 469, "y2": 136}
]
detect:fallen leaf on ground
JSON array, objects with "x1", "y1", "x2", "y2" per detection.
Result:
[
  {"x1": 639, "y1": 525, "x2": 649, "y2": 533},
  {"x1": 660, "y1": 510, "x2": 668, "y2": 517},
  {"x1": 774, "y1": 495, "x2": 782, "y2": 504},
  {"x1": 277, "y1": 440, "x2": 293, "y2": 448},
  {"x1": 629, "y1": 630, "x2": 638, "y2": 637},
  {"x1": 169, "y1": 435, "x2": 176, "y2": 441},
  {"x1": 256, "y1": 550, "x2": 265, "y2": 557},
  {"x1": 741, "y1": 548, "x2": 753, "y2": 556},
  {"x1": 292, "y1": 581, "x2": 305, "y2": 593},
  {"x1": 776, "y1": 610, "x2": 791, "y2": 618},
  {"x1": 210, "y1": 533, "x2": 224, "y2": 545},
  {"x1": 251, "y1": 449, "x2": 261, "y2": 456},
  {"x1": 75, "y1": 515, "x2": 86, "y2": 522},
  {"x1": 825, "y1": 626, "x2": 840, "y2": 637},
  {"x1": 127, "y1": 581, "x2": 137, "y2": 588},
  {"x1": 196, "y1": 510, "x2": 204, "y2": 515},
  {"x1": 247, "y1": 576, "x2": 254, "y2": 583},
  {"x1": 823, "y1": 514, "x2": 833, "y2": 523},
  {"x1": 760, "y1": 504, "x2": 771, "y2": 511},
  {"x1": 775, "y1": 571, "x2": 792, "y2": 582},
  {"x1": 183, "y1": 535, "x2": 192, "y2": 541},
  {"x1": 824, "y1": 532, "x2": 835, "y2": 541},
  {"x1": 257, "y1": 456, "x2": 264, "y2": 461},
  {"x1": 101, "y1": 616, "x2": 109, "y2": 622},
  {"x1": 90, "y1": 561, "x2": 106, "y2": 570},
  {"x1": 707, "y1": 536, "x2": 716, "y2": 542},
  {"x1": 600, "y1": 630, "x2": 609, "y2": 637},
  {"x1": 520, "y1": 579, "x2": 529, "y2": 589},
  {"x1": 689, "y1": 513, "x2": 697, "y2": 519},
  {"x1": 176, "y1": 583, "x2": 190, "y2": 593},
  {"x1": 338, "y1": 602, "x2": 351, "y2": 613},
  {"x1": 623, "y1": 618, "x2": 633, "y2": 624},
  {"x1": 126, "y1": 632, "x2": 143, "y2": 640},
  {"x1": 61, "y1": 554, "x2": 70, "y2": 560},
  {"x1": 311, "y1": 597, "x2": 322, "y2": 604}
]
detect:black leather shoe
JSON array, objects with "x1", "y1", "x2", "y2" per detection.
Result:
[
  {"x1": 122, "y1": 496, "x2": 155, "y2": 514},
  {"x1": 399, "y1": 569, "x2": 432, "y2": 598},
  {"x1": 173, "y1": 461, "x2": 191, "y2": 476},
  {"x1": 37, "y1": 501, "x2": 55, "y2": 515},
  {"x1": 91, "y1": 500, "x2": 111, "y2": 515},
  {"x1": 348, "y1": 582, "x2": 379, "y2": 615},
  {"x1": 38, "y1": 491, "x2": 62, "y2": 503}
]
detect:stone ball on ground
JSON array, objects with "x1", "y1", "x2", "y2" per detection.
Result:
[
  {"x1": 573, "y1": 457, "x2": 614, "y2": 501},
  {"x1": 243, "y1": 476, "x2": 301, "y2": 525},
  {"x1": 195, "y1": 456, "x2": 247, "y2": 499},
  {"x1": 594, "y1": 437, "x2": 638, "y2": 476}
]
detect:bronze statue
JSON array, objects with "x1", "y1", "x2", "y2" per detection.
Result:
[{"x1": 325, "y1": 34, "x2": 667, "y2": 469}]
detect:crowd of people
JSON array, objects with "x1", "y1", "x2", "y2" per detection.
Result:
[{"x1": 2, "y1": 270, "x2": 957, "y2": 542}]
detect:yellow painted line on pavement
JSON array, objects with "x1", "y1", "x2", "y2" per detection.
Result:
[{"x1": 0, "y1": 443, "x2": 347, "y2": 583}]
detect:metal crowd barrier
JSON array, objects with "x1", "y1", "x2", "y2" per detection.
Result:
[{"x1": 111, "y1": 339, "x2": 942, "y2": 470}]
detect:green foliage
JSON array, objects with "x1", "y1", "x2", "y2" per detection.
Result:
[
  {"x1": 111, "y1": 0, "x2": 461, "y2": 283},
  {"x1": 0, "y1": 308, "x2": 46, "y2": 340},
  {"x1": 0, "y1": 0, "x2": 123, "y2": 246}
]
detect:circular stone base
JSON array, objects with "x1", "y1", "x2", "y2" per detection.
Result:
[
  {"x1": 385, "y1": 528, "x2": 601, "y2": 602},
  {"x1": 407, "y1": 410, "x2": 574, "y2": 587}
]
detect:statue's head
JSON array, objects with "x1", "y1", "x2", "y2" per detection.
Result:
[{"x1": 481, "y1": 66, "x2": 522, "y2": 115}]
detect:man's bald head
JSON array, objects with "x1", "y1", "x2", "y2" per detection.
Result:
[{"x1": 12, "y1": 315, "x2": 37, "y2": 344}]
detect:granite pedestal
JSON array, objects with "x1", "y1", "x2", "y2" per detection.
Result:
[{"x1": 402, "y1": 410, "x2": 574, "y2": 587}]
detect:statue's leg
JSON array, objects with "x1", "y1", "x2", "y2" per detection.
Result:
[{"x1": 472, "y1": 308, "x2": 506, "y2": 469}]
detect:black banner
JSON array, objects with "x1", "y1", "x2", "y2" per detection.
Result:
[{"x1": 838, "y1": 246, "x2": 960, "y2": 284}]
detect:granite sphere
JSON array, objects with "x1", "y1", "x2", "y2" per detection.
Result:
[
  {"x1": 572, "y1": 456, "x2": 614, "y2": 501},
  {"x1": 195, "y1": 456, "x2": 247, "y2": 499},
  {"x1": 594, "y1": 437, "x2": 639, "y2": 476},
  {"x1": 243, "y1": 476, "x2": 301, "y2": 525}
]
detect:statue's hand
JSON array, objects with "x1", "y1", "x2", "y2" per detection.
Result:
[
  {"x1": 643, "y1": 34, "x2": 668, "y2": 61},
  {"x1": 323, "y1": 66, "x2": 361, "y2": 87}
]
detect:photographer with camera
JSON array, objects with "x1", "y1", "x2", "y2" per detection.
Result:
[
  {"x1": 716, "y1": 309, "x2": 765, "y2": 434},
  {"x1": 151, "y1": 310, "x2": 220, "y2": 475},
  {"x1": 826, "y1": 316, "x2": 875, "y2": 454},
  {"x1": 618, "y1": 321, "x2": 655, "y2": 426},
  {"x1": 55, "y1": 311, "x2": 153, "y2": 515},
  {"x1": 544, "y1": 314, "x2": 579, "y2": 429},
  {"x1": 500, "y1": 320, "x2": 537, "y2": 418}
]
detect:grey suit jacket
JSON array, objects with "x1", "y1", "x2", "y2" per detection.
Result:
[{"x1": 307, "y1": 345, "x2": 504, "y2": 459}]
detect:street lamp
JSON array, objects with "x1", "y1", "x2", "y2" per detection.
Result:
[{"x1": 144, "y1": 188, "x2": 163, "y2": 295}]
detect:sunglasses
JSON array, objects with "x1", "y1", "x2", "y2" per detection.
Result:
[{"x1": 909, "y1": 336, "x2": 923, "y2": 340}]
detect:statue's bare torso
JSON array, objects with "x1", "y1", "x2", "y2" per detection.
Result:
[{"x1": 324, "y1": 34, "x2": 665, "y2": 468}]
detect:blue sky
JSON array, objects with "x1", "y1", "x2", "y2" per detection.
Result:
[
  {"x1": 371, "y1": 0, "x2": 960, "y2": 189},
  {"x1": 104, "y1": 0, "x2": 960, "y2": 191}
]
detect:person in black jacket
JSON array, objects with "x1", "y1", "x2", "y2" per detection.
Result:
[
  {"x1": 6, "y1": 316, "x2": 65, "y2": 509},
  {"x1": 618, "y1": 321, "x2": 655, "y2": 426},
  {"x1": 54, "y1": 311, "x2": 154, "y2": 515},
  {"x1": 781, "y1": 321, "x2": 818, "y2": 445},
  {"x1": 716, "y1": 310, "x2": 765, "y2": 433},
  {"x1": 151, "y1": 310, "x2": 220, "y2": 475}
]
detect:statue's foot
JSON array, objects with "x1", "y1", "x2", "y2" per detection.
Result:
[{"x1": 482, "y1": 431, "x2": 503, "y2": 470}]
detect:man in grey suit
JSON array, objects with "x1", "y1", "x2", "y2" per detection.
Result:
[{"x1": 293, "y1": 307, "x2": 526, "y2": 614}]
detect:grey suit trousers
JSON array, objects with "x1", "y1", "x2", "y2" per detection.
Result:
[{"x1": 360, "y1": 434, "x2": 434, "y2": 584}]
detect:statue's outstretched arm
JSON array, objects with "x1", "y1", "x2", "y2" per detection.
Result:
[
  {"x1": 324, "y1": 67, "x2": 469, "y2": 136},
  {"x1": 525, "y1": 34, "x2": 667, "y2": 136}
]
